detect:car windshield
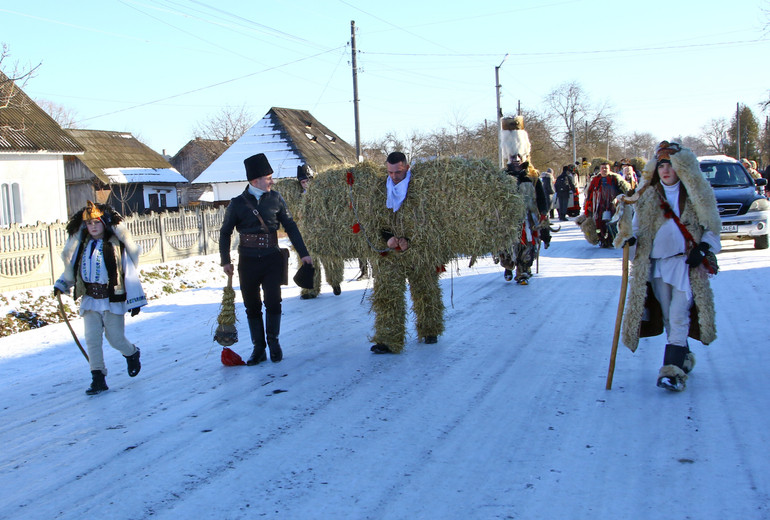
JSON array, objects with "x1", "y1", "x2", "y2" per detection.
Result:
[{"x1": 700, "y1": 162, "x2": 753, "y2": 188}]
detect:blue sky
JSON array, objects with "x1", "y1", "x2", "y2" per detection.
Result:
[{"x1": 2, "y1": 0, "x2": 769, "y2": 158}]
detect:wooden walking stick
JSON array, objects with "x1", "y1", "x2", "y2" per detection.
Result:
[
  {"x1": 605, "y1": 242, "x2": 630, "y2": 390},
  {"x1": 56, "y1": 293, "x2": 89, "y2": 362}
]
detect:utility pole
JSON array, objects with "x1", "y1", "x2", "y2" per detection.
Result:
[
  {"x1": 495, "y1": 54, "x2": 508, "y2": 169},
  {"x1": 571, "y1": 112, "x2": 576, "y2": 165},
  {"x1": 351, "y1": 21, "x2": 362, "y2": 162}
]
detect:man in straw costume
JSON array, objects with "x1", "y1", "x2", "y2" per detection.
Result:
[
  {"x1": 613, "y1": 141, "x2": 721, "y2": 391},
  {"x1": 276, "y1": 164, "x2": 343, "y2": 300},
  {"x1": 369, "y1": 152, "x2": 445, "y2": 354},
  {"x1": 220, "y1": 153, "x2": 312, "y2": 365},
  {"x1": 499, "y1": 116, "x2": 549, "y2": 285},
  {"x1": 54, "y1": 201, "x2": 146, "y2": 395}
]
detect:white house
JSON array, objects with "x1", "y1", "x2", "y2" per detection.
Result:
[{"x1": 0, "y1": 70, "x2": 85, "y2": 225}]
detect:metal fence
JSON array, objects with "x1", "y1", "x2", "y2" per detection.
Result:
[{"x1": 0, "y1": 206, "x2": 230, "y2": 293}]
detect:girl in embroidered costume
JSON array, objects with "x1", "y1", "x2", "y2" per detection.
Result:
[
  {"x1": 54, "y1": 201, "x2": 147, "y2": 395},
  {"x1": 613, "y1": 142, "x2": 721, "y2": 392}
]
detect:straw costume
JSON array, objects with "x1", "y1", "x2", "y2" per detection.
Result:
[
  {"x1": 274, "y1": 165, "x2": 344, "y2": 300},
  {"x1": 301, "y1": 156, "x2": 525, "y2": 354}
]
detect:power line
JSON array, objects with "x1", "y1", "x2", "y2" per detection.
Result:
[
  {"x1": 363, "y1": 37, "x2": 769, "y2": 58},
  {"x1": 74, "y1": 46, "x2": 345, "y2": 124}
]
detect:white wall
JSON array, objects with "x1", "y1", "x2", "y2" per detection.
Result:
[
  {"x1": 143, "y1": 184, "x2": 179, "y2": 209},
  {"x1": 0, "y1": 154, "x2": 68, "y2": 225},
  {"x1": 212, "y1": 182, "x2": 249, "y2": 202}
]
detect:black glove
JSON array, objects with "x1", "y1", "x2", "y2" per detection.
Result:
[
  {"x1": 53, "y1": 287, "x2": 62, "y2": 297},
  {"x1": 686, "y1": 242, "x2": 709, "y2": 267},
  {"x1": 130, "y1": 307, "x2": 141, "y2": 317},
  {"x1": 622, "y1": 237, "x2": 636, "y2": 248}
]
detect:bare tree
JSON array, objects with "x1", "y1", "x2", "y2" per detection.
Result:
[
  {"x1": 543, "y1": 81, "x2": 615, "y2": 161},
  {"x1": 36, "y1": 99, "x2": 78, "y2": 128},
  {"x1": 701, "y1": 118, "x2": 729, "y2": 154},
  {"x1": 192, "y1": 104, "x2": 255, "y2": 143},
  {"x1": 1, "y1": 43, "x2": 42, "y2": 137}
]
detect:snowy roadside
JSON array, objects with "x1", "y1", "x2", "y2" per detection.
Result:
[{"x1": 0, "y1": 253, "x2": 228, "y2": 337}]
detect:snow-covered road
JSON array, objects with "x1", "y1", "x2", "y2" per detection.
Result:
[{"x1": 1, "y1": 223, "x2": 768, "y2": 519}]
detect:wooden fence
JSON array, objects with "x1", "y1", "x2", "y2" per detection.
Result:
[{"x1": 0, "y1": 206, "x2": 231, "y2": 293}]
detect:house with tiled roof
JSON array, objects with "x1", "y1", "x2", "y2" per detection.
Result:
[
  {"x1": 64, "y1": 129, "x2": 187, "y2": 216},
  {"x1": 192, "y1": 107, "x2": 356, "y2": 202},
  {"x1": 0, "y1": 70, "x2": 85, "y2": 225}
]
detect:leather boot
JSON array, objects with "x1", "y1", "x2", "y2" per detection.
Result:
[
  {"x1": 266, "y1": 313, "x2": 282, "y2": 362},
  {"x1": 125, "y1": 347, "x2": 141, "y2": 377},
  {"x1": 246, "y1": 317, "x2": 267, "y2": 366},
  {"x1": 86, "y1": 370, "x2": 109, "y2": 395}
]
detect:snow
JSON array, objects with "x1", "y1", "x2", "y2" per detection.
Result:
[
  {"x1": 1, "y1": 224, "x2": 769, "y2": 519},
  {"x1": 102, "y1": 167, "x2": 188, "y2": 184}
]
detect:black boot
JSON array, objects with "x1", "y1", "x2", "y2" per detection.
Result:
[
  {"x1": 246, "y1": 317, "x2": 267, "y2": 366},
  {"x1": 86, "y1": 370, "x2": 108, "y2": 395},
  {"x1": 125, "y1": 347, "x2": 141, "y2": 377},
  {"x1": 266, "y1": 313, "x2": 282, "y2": 362}
]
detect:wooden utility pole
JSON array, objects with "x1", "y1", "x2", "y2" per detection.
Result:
[
  {"x1": 495, "y1": 54, "x2": 508, "y2": 169},
  {"x1": 351, "y1": 21, "x2": 362, "y2": 162}
]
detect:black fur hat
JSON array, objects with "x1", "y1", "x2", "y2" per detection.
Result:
[{"x1": 244, "y1": 153, "x2": 273, "y2": 181}]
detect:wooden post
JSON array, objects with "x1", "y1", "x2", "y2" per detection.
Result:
[{"x1": 606, "y1": 243, "x2": 630, "y2": 390}]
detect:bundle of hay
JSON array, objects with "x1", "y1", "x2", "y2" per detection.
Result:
[
  {"x1": 214, "y1": 275, "x2": 238, "y2": 346},
  {"x1": 301, "y1": 157, "x2": 525, "y2": 268}
]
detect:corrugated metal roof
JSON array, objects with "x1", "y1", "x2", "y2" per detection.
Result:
[
  {"x1": 0, "y1": 70, "x2": 85, "y2": 154},
  {"x1": 66, "y1": 128, "x2": 182, "y2": 185},
  {"x1": 193, "y1": 107, "x2": 356, "y2": 185}
]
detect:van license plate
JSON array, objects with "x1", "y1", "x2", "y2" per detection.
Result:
[{"x1": 721, "y1": 224, "x2": 738, "y2": 233}]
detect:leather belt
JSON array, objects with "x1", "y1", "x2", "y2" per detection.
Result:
[
  {"x1": 85, "y1": 283, "x2": 110, "y2": 299},
  {"x1": 240, "y1": 232, "x2": 278, "y2": 248}
]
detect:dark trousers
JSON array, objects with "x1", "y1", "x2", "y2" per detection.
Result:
[
  {"x1": 238, "y1": 251, "x2": 283, "y2": 319},
  {"x1": 557, "y1": 192, "x2": 571, "y2": 219}
]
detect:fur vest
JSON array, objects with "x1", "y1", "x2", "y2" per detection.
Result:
[
  {"x1": 55, "y1": 224, "x2": 146, "y2": 310},
  {"x1": 614, "y1": 148, "x2": 720, "y2": 352}
]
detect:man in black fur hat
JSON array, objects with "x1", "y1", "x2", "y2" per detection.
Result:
[{"x1": 220, "y1": 153, "x2": 312, "y2": 365}]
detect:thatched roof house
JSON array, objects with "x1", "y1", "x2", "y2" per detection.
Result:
[
  {"x1": 192, "y1": 107, "x2": 356, "y2": 202},
  {"x1": 64, "y1": 129, "x2": 187, "y2": 215}
]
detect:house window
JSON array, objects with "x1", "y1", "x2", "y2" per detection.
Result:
[
  {"x1": 148, "y1": 193, "x2": 167, "y2": 211},
  {"x1": 1, "y1": 183, "x2": 22, "y2": 226}
]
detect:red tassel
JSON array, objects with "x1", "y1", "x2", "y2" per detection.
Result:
[
  {"x1": 436, "y1": 264, "x2": 446, "y2": 273},
  {"x1": 351, "y1": 222, "x2": 361, "y2": 233},
  {"x1": 221, "y1": 347, "x2": 246, "y2": 366},
  {"x1": 346, "y1": 171, "x2": 354, "y2": 185}
]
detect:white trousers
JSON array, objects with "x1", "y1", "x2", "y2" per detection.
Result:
[
  {"x1": 82, "y1": 310, "x2": 137, "y2": 375},
  {"x1": 651, "y1": 277, "x2": 693, "y2": 347}
]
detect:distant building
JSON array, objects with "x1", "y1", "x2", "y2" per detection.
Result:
[
  {"x1": 193, "y1": 107, "x2": 356, "y2": 202},
  {"x1": 64, "y1": 129, "x2": 188, "y2": 215},
  {"x1": 169, "y1": 137, "x2": 230, "y2": 206},
  {"x1": 0, "y1": 70, "x2": 85, "y2": 225}
]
